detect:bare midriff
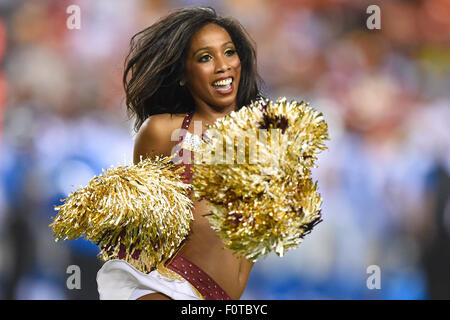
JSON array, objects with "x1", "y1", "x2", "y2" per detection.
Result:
[{"x1": 173, "y1": 113, "x2": 254, "y2": 300}]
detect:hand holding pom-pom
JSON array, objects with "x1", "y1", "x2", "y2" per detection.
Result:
[
  {"x1": 192, "y1": 97, "x2": 329, "y2": 261},
  {"x1": 50, "y1": 156, "x2": 194, "y2": 273}
]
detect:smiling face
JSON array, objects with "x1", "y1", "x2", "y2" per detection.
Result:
[{"x1": 184, "y1": 23, "x2": 242, "y2": 113}]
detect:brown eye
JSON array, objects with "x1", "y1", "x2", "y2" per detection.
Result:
[
  {"x1": 199, "y1": 54, "x2": 211, "y2": 62},
  {"x1": 225, "y1": 49, "x2": 236, "y2": 56}
]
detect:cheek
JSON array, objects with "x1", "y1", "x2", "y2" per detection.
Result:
[
  {"x1": 233, "y1": 59, "x2": 242, "y2": 84},
  {"x1": 231, "y1": 55, "x2": 241, "y2": 69},
  {"x1": 187, "y1": 64, "x2": 213, "y2": 89}
]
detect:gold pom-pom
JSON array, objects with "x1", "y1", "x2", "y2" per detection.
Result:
[
  {"x1": 192, "y1": 97, "x2": 329, "y2": 261},
  {"x1": 206, "y1": 177, "x2": 323, "y2": 261},
  {"x1": 50, "y1": 156, "x2": 194, "y2": 273}
]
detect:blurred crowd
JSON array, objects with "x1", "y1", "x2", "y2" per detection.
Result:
[{"x1": 0, "y1": 0, "x2": 449, "y2": 299}]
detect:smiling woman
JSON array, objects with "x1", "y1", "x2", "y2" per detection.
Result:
[
  {"x1": 122, "y1": 6, "x2": 262, "y2": 132},
  {"x1": 96, "y1": 6, "x2": 264, "y2": 300},
  {"x1": 185, "y1": 23, "x2": 241, "y2": 116}
]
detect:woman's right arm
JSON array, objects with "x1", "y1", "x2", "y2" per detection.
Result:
[{"x1": 132, "y1": 114, "x2": 181, "y2": 301}]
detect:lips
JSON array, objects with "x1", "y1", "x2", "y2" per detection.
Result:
[
  {"x1": 212, "y1": 76, "x2": 234, "y2": 95},
  {"x1": 213, "y1": 77, "x2": 233, "y2": 86}
]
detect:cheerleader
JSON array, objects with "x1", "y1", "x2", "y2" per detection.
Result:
[{"x1": 96, "y1": 6, "x2": 263, "y2": 300}]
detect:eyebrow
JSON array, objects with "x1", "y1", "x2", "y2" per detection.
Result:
[{"x1": 192, "y1": 41, "x2": 234, "y2": 57}]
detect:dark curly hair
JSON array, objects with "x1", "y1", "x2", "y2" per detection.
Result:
[{"x1": 123, "y1": 6, "x2": 264, "y2": 132}]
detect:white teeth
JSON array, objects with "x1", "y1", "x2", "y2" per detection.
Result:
[{"x1": 213, "y1": 78, "x2": 232, "y2": 86}]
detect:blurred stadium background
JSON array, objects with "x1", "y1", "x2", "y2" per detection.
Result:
[{"x1": 0, "y1": 0, "x2": 449, "y2": 300}]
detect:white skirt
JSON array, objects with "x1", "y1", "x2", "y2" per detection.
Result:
[{"x1": 96, "y1": 259, "x2": 203, "y2": 300}]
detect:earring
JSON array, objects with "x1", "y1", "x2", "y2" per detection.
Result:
[{"x1": 179, "y1": 79, "x2": 186, "y2": 86}]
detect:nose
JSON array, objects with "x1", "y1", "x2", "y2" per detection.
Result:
[{"x1": 215, "y1": 55, "x2": 231, "y2": 73}]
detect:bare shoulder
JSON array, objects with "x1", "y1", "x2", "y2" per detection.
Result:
[{"x1": 133, "y1": 113, "x2": 186, "y2": 164}]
